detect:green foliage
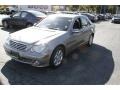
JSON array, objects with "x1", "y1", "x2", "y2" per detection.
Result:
[{"x1": 68, "y1": 5, "x2": 117, "y2": 14}]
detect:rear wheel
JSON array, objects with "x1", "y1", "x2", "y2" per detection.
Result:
[
  {"x1": 50, "y1": 46, "x2": 64, "y2": 67},
  {"x1": 2, "y1": 21, "x2": 9, "y2": 28},
  {"x1": 87, "y1": 35, "x2": 93, "y2": 47},
  {"x1": 26, "y1": 23, "x2": 33, "y2": 28}
]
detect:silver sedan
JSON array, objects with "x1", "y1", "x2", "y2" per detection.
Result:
[{"x1": 4, "y1": 14, "x2": 95, "y2": 67}]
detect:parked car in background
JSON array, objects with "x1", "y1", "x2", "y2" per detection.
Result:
[
  {"x1": 56, "y1": 11, "x2": 75, "y2": 14},
  {"x1": 5, "y1": 6, "x2": 18, "y2": 15},
  {"x1": 2, "y1": 10, "x2": 46, "y2": 29},
  {"x1": 4, "y1": 14, "x2": 95, "y2": 67},
  {"x1": 106, "y1": 13, "x2": 112, "y2": 19},
  {"x1": 111, "y1": 15, "x2": 120, "y2": 23},
  {"x1": 43, "y1": 11, "x2": 55, "y2": 15},
  {"x1": 80, "y1": 13, "x2": 98, "y2": 22},
  {"x1": 97, "y1": 14, "x2": 106, "y2": 20}
]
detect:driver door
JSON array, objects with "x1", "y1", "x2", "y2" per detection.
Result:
[
  {"x1": 67, "y1": 18, "x2": 84, "y2": 50},
  {"x1": 10, "y1": 12, "x2": 21, "y2": 26}
]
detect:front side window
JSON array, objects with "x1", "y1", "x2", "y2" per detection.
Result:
[
  {"x1": 35, "y1": 16, "x2": 72, "y2": 31},
  {"x1": 81, "y1": 17, "x2": 88, "y2": 26},
  {"x1": 13, "y1": 12, "x2": 21, "y2": 18},
  {"x1": 73, "y1": 18, "x2": 81, "y2": 29}
]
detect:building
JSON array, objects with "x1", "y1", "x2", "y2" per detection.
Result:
[{"x1": 116, "y1": 6, "x2": 120, "y2": 14}]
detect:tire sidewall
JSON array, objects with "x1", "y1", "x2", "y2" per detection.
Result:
[
  {"x1": 50, "y1": 46, "x2": 64, "y2": 67},
  {"x1": 88, "y1": 35, "x2": 93, "y2": 46}
]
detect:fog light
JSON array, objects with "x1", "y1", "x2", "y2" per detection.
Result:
[{"x1": 32, "y1": 60, "x2": 40, "y2": 66}]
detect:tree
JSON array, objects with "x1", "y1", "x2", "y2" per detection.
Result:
[{"x1": 67, "y1": 5, "x2": 117, "y2": 14}]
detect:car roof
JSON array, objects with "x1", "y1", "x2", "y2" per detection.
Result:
[
  {"x1": 21, "y1": 10, "x2": 46, "y2": 17},
  {"x1": 48, "y1": 14, "x2": 83, "y2": 18}
]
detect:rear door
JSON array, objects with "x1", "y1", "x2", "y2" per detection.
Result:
[{"x1": 80, "y1": 16, "x2": 92, "y2": 43}]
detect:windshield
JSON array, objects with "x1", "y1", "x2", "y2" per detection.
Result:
[
  {"x1": 35, "y1": 16, "x2": 72, "y2": 31},
  {"x1": 114, "y1": 16, "x2": 120, "y2": 18}
]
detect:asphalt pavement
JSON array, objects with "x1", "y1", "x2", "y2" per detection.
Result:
[{"x1": 0, "y1": 20, "x2": 120, "y2": 85}]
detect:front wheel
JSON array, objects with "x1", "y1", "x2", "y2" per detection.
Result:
[
  {"x1": 87, "y1": 35, "x2": 94, "y2": 47},
  {"x1": 50, "y1": 47, "x2": 64, "y2": 67},
  {"x1": 2, "y1": 21, "x2": 9, "y2": 28}
]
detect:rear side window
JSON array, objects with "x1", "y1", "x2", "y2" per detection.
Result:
[
  {"x1": 21, "y1": 12, "x2": 28, "y2": 18},
  {"x1": 26, "y1": 13, "x2": 36, "y2": 20}
]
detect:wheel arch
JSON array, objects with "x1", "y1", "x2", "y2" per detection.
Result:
[
  {"x1": 53, "y1": 44, "x2": 66, "y2": 56},
  {"x1": 91, "y1": 33, "x2": 94, "y2": 37}
]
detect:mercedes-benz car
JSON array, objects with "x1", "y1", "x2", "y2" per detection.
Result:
[
  {"x1": 111, "y1": 15, "x2": 120, "y2": 23},
  {"x1": 4, "y1": 14, "x2": 95, "y2": 67}
]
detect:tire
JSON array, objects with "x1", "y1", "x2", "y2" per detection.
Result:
[
  {"x1": 26, "y1": 23, "x2": 33, "y2": 28},
  {"x1": 87, "y1": 35, "x2": 93, "y2": 47},
  {"x1": 50, "y1": 46, "x2": 65, "y2": 67},
  {"x1": 2, "y1": 21, "x2": 9, "y2": 28}
]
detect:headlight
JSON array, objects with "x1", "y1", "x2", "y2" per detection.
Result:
[
  {"x1": 31, "y1": 43, "x2": 46, "y2": 53},
  {"x1": 5, "y1": 37, "x2": 10, "y2": 45}
]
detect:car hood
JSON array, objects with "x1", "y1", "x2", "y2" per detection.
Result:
[
  {"x1": 10, "y1": 26, "x2": 66, "y2": 44},
  {"x1": 114, "y1": 17, "x2": 120, "y2": 19}
]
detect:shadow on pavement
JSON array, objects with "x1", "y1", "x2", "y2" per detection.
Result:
[
  {"x1": 1, "y1": 44, "x2": 114, "y2": 85},
  {"x1": 1, "y1": 27, "x2": 21, "y2": 33}
]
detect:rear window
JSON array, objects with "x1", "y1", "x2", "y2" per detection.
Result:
[{"x1": 29, "y1": 11, "x2": 46, "y2": 17}]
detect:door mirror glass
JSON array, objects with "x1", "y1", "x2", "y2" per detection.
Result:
[{"x1": 72, "y1": 29, "x2": 80, "y2": 33}]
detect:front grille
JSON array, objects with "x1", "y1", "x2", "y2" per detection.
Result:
[
  {"x1": 114, "y1": 19, "x2": 120, "y2": 21},
  {"x1": 19, "y1": 57, "x2": 34, "y2": 63},
  {"x1": 10, "y1": 40, "x2": 27, "y2": 51}
]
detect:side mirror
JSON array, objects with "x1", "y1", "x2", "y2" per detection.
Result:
[{"x1": 72, "y1": 29, "x2": 80, "y2": 33}]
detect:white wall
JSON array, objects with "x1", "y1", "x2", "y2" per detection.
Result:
[{"x1": 17, "y1": 5, "x2": 52, "y2": 11}]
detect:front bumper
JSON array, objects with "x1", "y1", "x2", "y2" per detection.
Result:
[
  {"x1": 112, "y1": 19, "x2": 120, "y2": 23},
  {"x1": 4, "y1": 44, "x2": 50, "y2": 67}
]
